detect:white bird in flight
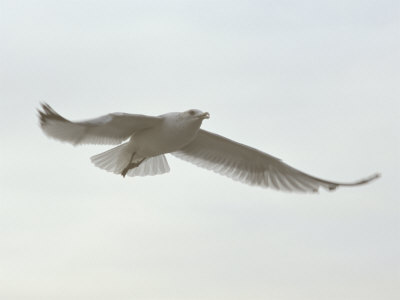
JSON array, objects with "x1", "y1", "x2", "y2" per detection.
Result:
[{"x1": 38, "y1": 103, "x2": 379, "y2": 193}]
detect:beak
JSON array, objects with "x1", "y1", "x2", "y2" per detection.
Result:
[{"x1": 199, "y1": 112, "x2": 210, "y2": 120}]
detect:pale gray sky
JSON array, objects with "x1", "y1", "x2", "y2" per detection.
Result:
[{"x1": 1, "y1": 1, "x2": 399, "y2": 299}]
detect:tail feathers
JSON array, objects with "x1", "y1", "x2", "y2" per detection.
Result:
[{"x1": 90, "y1": 143, "x2": 170, "y2": 176}]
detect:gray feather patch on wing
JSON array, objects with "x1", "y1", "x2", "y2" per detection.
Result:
[
  {"x1": 38, "y1": 103, "x2": 162, "y2": 145},
  {"x1": 172, "y1": 129, "x2": 379, "y2": 192}
]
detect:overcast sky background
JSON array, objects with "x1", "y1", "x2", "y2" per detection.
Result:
[{"x1": 1, "y1": 1, "x2": 399, "y2": 299}]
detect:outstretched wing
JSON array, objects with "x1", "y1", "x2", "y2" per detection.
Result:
[
  {"x1": 38, "y1": 103, "x2": 162, "y2": 145},
  {"x1": 172, "y1": 129, "x2": 380, "y2": 193}
]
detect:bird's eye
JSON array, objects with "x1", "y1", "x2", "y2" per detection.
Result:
[{"x1": 189, "y1": 110, "x2": 196, "y2": 116}]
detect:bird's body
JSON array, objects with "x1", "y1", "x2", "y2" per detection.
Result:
[
  {"x1": 132, "y1": 111, "x2": 205, "y2": 157},
  {"x1": 111, "y1": 111, "x2": 208, "y2": 177},
  {"x1": 38, "y1": 103, "x2": 379, "y2": 193}
]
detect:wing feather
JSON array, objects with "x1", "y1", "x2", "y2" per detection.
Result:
[
  {"x1": 38, "y1": 103, "x2": 162, "y2": 145},
  {"x1": 172, "y1": 129, "x2": 380, "y2": 193}
]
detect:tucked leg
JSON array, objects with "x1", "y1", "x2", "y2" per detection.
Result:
[{"x1": 121, "y1": 152, "x2": 146, "y2": 177}]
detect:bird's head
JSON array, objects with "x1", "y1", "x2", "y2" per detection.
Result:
[{"x1": 184, "y1": 109, "x2": 210, "y2": 121}]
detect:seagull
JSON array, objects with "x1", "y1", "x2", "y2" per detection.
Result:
[{"x1": 38, "y1": 103, "x2": 379, "y2": 193}]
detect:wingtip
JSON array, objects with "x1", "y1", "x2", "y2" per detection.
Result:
[
  {"x1": 355, "y1": 172, "x2": 381, "y2": 185},
  {"x1": 369, "y1": 173, "x2": 381, "y2": 181},
  {"x1": 37, "y1": 103, "x2": 67, "y2": 126},
  {"x1": 37, "y1": 103, "x2": 48, "y2": 126},
  {"x1": 38, "y1": 102, "x2": 50, "y2": 113}
]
